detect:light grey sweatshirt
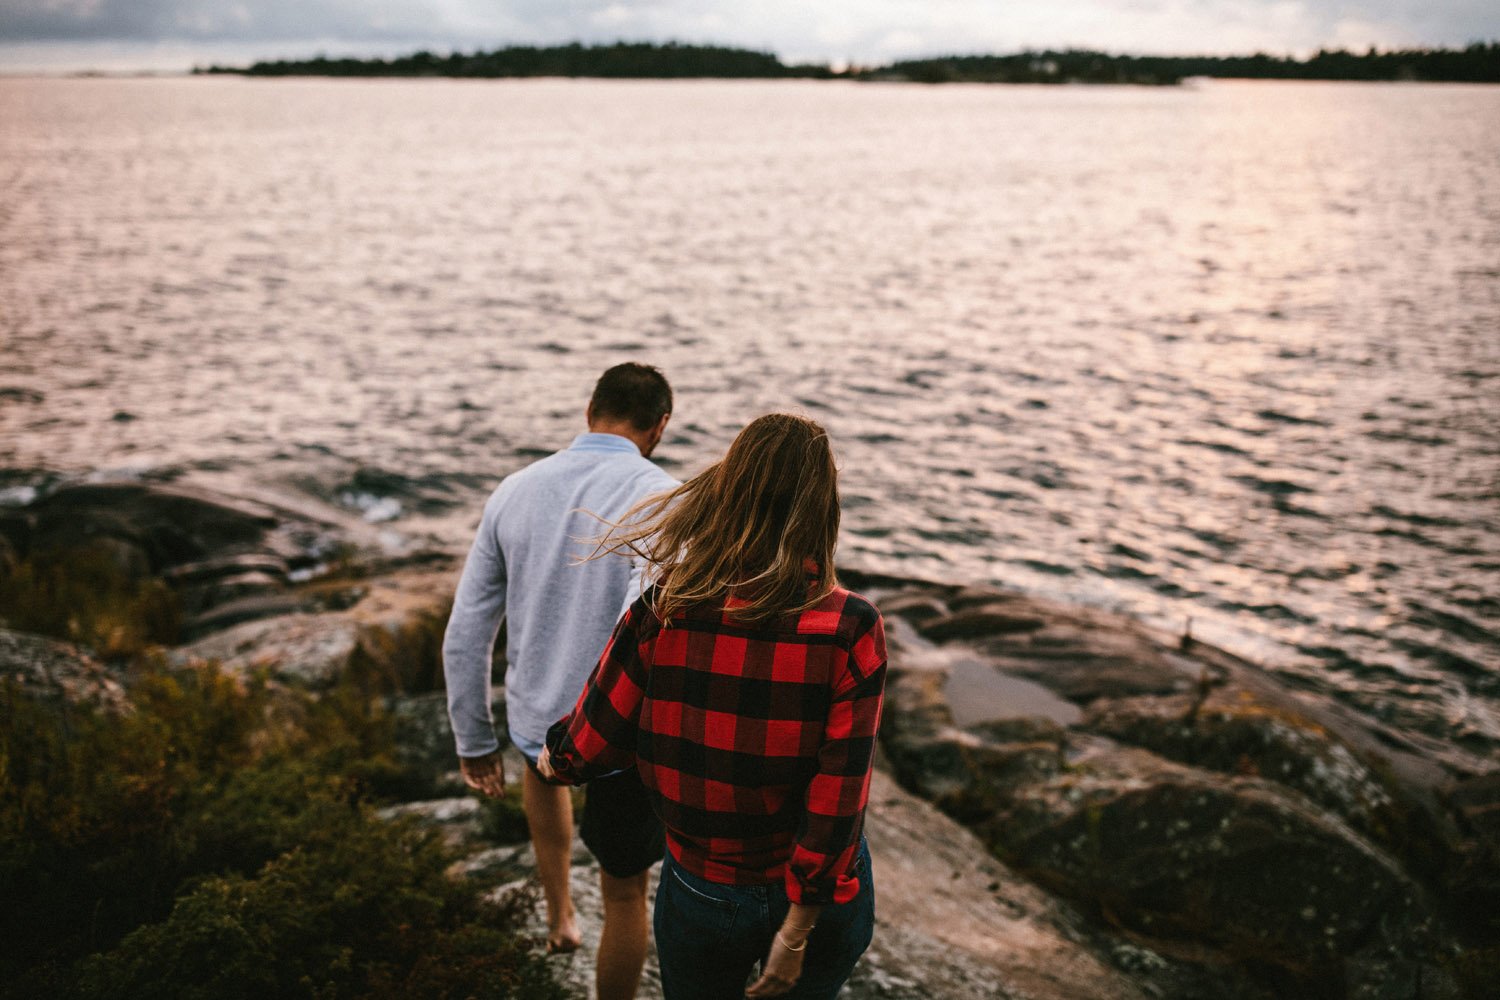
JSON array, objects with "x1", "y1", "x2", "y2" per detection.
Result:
[{"x1": 443, "y1": 432, "x2": 678, "y2": 759}]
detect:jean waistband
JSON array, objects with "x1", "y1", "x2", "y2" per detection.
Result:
[
  {"x1": 663, "y1": 850, "x2": 780, "y2": 903},
  {"x1": 662, "y1": 837, "x2": 870, "y2": 904}
]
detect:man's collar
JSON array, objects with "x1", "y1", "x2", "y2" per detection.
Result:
[{"x1": 569, "y1": 432, "x2": 642, "y2": 455}]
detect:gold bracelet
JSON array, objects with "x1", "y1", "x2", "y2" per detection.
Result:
[
  {"x1": 786, "y1": 922, "x2": 815, "y2": 933},
  {"x1": 776, "y1": 931, "x2": 808, "y2": 953}
]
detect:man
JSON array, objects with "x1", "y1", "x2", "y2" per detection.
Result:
[{"x1": 443, "y1": 363, "x2": 676, "y2": 1000}]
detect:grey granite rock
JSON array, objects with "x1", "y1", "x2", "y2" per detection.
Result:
[
  {"x1": 0, "y1": 627, "x2": 127, "y2": 710},
  {"x1": 871, "y1": 579, "x2": 1477, "y2": 1000},
  {"x1": 462, "y1": 769, "x2": 1156, "y2": 1000},
  {"x1": 170, "y1": 612, "x2": 362, "y2": 687}
]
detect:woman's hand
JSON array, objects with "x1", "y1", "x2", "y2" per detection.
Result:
[
  {"x1": 744, "y1": 931, "x2": 808, "y2": 997},
  {"x1": 536, "y1": 745, "x2": 556, "y2": 781}
]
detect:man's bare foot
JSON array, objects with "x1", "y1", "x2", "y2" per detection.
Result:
[{"x1": 547, "y1": 915, "x2": 583, "y2": 954}]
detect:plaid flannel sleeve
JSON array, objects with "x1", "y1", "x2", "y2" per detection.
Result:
[
  {"x1": 545, "y1": 599, "x2": 650, "y2": 784},
  {"x1": 786, "y1": 609, "x2": 888, "y2": 905}
]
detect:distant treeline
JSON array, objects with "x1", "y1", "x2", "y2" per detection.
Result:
[
  {"x1": 200, "y1": 42, "x2": 834, "y2": 80},
  {"x1": 196, "y1": 40, "x2": 1500, "y2": 85},
  {"x1": 886, "y1": 44, "x2": 1500, "y2": 84}
]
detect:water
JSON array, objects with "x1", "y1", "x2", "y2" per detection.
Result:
[{"x1": 1, "y1": 77, "x2": 1497, "y2": 764}]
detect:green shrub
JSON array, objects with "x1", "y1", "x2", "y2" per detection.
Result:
[
  {"x1": 0, "y1": 546, "x2": 180, "y2": 657},
  {"x1": 76, "y1": 816, "x2": 561, "y2": 1000},
  {"x1": 1, "y1": 664, "x2": 265, "y2": 976},
  {"x1": 1446, "y1": 944, "x2": 1500, "y2": 1000},
  {"x1": 0, "y1": 662, "x2": 561, "y2": 1000}
]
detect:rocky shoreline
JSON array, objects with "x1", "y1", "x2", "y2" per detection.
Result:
[
  {"x1": 2, "y1": 480, "x2": 1496, "y2": 998},
  {"x1": 857, "y1": 571, "x2": 1498, "y2": 997}
]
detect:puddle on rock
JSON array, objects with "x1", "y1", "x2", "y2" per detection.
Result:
[{"x1": 944, "y1": 657, "x2": 1083, "y2": 728}]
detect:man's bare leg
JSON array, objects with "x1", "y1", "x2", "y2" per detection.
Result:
[
  {"x1": 597, "y1": 868, "x2": 651, "y2": 1000},
  {"x1": 523, "y1": 767, "x2": 582, "y2": 953}
]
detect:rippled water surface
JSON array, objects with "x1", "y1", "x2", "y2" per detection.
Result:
[{"x1": 1, "y1": 77, "x2": 1497, "y2": 761}]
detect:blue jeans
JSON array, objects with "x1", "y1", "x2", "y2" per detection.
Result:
[{"x1": 653, "y1": 839, "x2": 875, "y2": 1000}]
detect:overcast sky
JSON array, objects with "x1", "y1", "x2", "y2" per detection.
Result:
[{"x1": 1, "y1": 0, "x2": 1496, "y2": 73}]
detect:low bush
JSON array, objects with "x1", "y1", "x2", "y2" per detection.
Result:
[
  {"x1": 0, "y1": 661, "x2": 562, "y2": 1000},
  {"x1": 0, "y1": 545, "x2": 179, "y2": 658}
]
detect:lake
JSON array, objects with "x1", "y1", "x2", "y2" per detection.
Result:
[{"x1": 0, "y1": 75, "x2": 1496, "y2": 764}]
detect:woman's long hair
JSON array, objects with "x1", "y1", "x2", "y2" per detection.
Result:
[{"x1": 595, "y1": 413, "x2": 841, "y2": 623}]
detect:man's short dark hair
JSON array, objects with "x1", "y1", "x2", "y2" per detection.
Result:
[{"x1": 590, "y1": 363, "x2": 673, "y2": 431}]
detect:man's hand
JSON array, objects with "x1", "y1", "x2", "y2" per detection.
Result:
[
  {"x1": 459, "y1": 750, "x2": 506, "y2": 798},
  {"x1": 536, "y1": 745, "x2": 557, "y2": 781}
]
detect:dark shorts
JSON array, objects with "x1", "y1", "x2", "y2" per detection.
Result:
[{"x1": 524, "y1": 755, "x2": 664, "y2": 879}]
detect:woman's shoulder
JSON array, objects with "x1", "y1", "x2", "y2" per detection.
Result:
[{"x1": 796, "y1": 586, "x2": 883, "y2": 637}]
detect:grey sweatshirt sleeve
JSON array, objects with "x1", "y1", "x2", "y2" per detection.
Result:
[
  {"x1": 616, "y1": 468, "x2": 679, "y2": 620},
  {"x1": 443, "y1": 491, "x2": 508, "y2": 758},
  {"x1": 619, "y1": 552, "x2": 650, "y2": 620}
]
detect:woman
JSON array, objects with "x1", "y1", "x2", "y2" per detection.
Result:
[{"x1": 538, "y1": 413, "x2": 887, "y2": 1000}]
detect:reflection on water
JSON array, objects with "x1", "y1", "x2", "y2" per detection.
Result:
[{"x1": 0, "y1": 77, "x2": 1496, "y2": 761}]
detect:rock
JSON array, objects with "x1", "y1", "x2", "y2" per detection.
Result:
[
  {"x1": 892, "y1": 587, "x2": 1198, "y2": 705},
  {"x1": 167, "y1": 553, "x2": 293, "y2": 619},
  {"x1": 342, "y1": 569, "x2": 454, "y2": 632},
  {"x1": 0, "y1": 481, "x2": 394, "y2": 648},
  {"x1": 473, "y1": 768, "x2": 1168, "y2": 1000},
  {"x1": 850, "y1": 769, "x2": 1155, "y2": 1000},
  {"x1": 997, "y1": 756, "x2": 1429, "y2": 974},
  {"x1": 875, "y1": 592, "x2": 948, "y2": 625},
  {"x1": 182, "y1": 591, "x2": 318, "y2": 638},
  {"x1": 387, "y1": 688, "x2": 506, "y2": 801},
  {"x1": 343, "y1": 570, "x2": 460, "y2": 693},
  {"x1": 166, "y1": 565, "x2": 461, "y2": 691},
  {"x1": 387, "y1": 677, "x2": 1163, "y2": 999},
  {"x1": 333, "y1": 466, "x2": 470, "y2": 517},
  {"x1": 488, "y1": 848, "x2": 665, "y2": 1000},
  {"x1": 1085, "y1": 690, "x2": 1405, "y2": 849},
  {"x1": 882, "y1": 662, "x2": 951, "y2": 734},
  {"x1": 0, "y1": 628, "x2": 127, "y2": 710},
  {"x1": 184, "y1": 569, "x2": 286, "y2": 606},
  {"x1": 870, "y1": 578, "x2": 1477, "y2": 998},
  {"x1": 1442, "y1": 774, "x2": 1500, "y2": 942},
  {"x1": 14, "y1": 479, "x2": 1484, "y2": 1000},
  {"x1": 170, "y1": 612, "x2": 361, "y2": 688},
  {"x1": 1446, "y1": 772, "x2": 1500, "y2": 841},
  {"x1": 2, "y1": 482, "x2": 278, "y2": 571},
  {"x1": 881, "y1": 666, "x2": 1064, "y2": 821},
  {"x1": 163, "y1": 553, "x2": 291, "y2": 587},
  {"x1": 991, "y1": 638, "x2": 1196, "y2": 704},
  {"x1": 921, "y1": 603, "x2": 1048, "y2": 641},
  {"x1": 378, "y1": 796, "x2": 488, "y2": 850},
  {"x1": 453, "y1": 841, "x2": 547, "y2": 885},
  {"x1": 892, "y1": 729, "x2": 1063, "y2": 823},
  {"x1": 968, "y1": 717, "x2": 1070, "y2": 746},
  {"x1": 947, "y1": 586, "x2": 1025, "y2": 611}
]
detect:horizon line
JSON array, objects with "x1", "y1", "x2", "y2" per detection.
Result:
[{"x1": 2, "y1": 36, "x2": 1497, "y2": 77}]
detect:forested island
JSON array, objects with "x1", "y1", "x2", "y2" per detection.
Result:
[
  {"x1": 195, "y1": 40, "x2": 1500, "y2": 84},
  {"x1": 198, "y1": 42, "x2": 835, "y2": 81}
]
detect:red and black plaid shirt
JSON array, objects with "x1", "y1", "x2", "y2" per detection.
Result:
[{"x1": 545, "y1": 584, "x2": 887, "y2": 906}]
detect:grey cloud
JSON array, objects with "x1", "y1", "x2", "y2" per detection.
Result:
[
  {"x1": 0, "y1": 0, "x2": 1493, "y2": 54},
  {"x1": 1250, "y1": 0, "x2": 1498, "y2": 45},
  {"x1": 0, "y1": 0, "x2": 453, "y2": 42}
]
